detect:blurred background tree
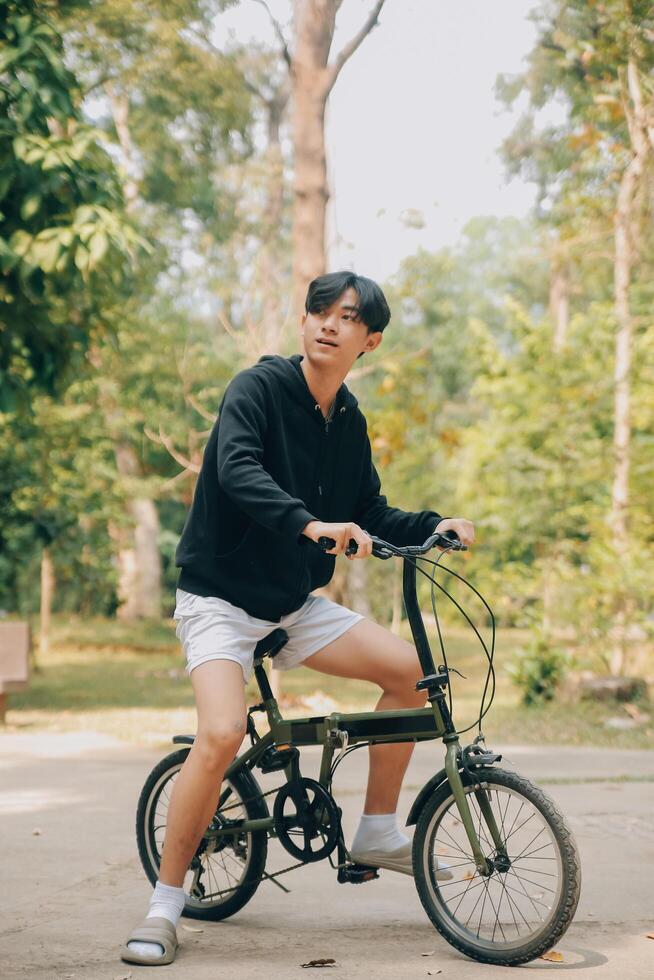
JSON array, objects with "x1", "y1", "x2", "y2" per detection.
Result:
[{"x1": 1, "y1": 0, "x2": 653, "y2": 700}]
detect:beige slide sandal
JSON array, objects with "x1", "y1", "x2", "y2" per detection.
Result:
[{"x1": 120, "y1": 915, "x2": 179, "y2": 966}]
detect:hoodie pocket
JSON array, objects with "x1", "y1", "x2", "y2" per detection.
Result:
[{"x1": 214, "y1": 518, "x2": 254, "y2": 560}]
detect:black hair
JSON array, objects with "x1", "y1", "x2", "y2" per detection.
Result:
[{"x1": 305, "y1": 271, "x2": 391, "y2": 335}]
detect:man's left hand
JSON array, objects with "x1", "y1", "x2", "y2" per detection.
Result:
[{"x1": 435, "y1": 517, "x2": 475, "y2": 550}]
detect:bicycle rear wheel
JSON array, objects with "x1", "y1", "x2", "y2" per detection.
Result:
[
  {"x1": 412, "y1": 767, "x2": 581, "y2": 966},
  {"x1": 136, "y1": 747, "x2": 268, "y2": 921}
]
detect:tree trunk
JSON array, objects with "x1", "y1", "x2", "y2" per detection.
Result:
[
  {"x1": 608, "y1": 60, "x2": 649, "y2": 675},
  {"x1": 261, "y1": 84, "x2": 291, "y2": 350},
  {"x1": 39, "y1": 547, "x2": 54, "y2": 661},
  {"x1": 104, "y1": 87, "x2": 162, "y2": 620},
  {"x1": 347, "y1": 559, "x2": 372, "y2": 618},
  {"x1": 114, "y1": 444, "x2": 162, "y2": 620},
  {"x1": 290, "y1": 0, "x2": 387, "y2": 318},
  {"x1": 291, "y1": 4, "x2": 332, "y2": 319},
  {"x1": 549, "y1": 259, "x2": 569, "y2": 353}
]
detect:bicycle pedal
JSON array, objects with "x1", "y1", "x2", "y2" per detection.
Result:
[
  {"x1": 337, "y1": 863, "x2": 380, "y2": 884},
  {"x1": 258, "y1": 743, "x2": 298, "y2": 774}
]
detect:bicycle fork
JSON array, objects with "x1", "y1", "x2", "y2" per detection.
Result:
[{"x1": 442, "y1": 738, "x2": 505, "y2": 876}]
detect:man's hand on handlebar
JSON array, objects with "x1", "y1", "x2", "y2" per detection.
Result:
[
  {"x1": 301, "y1": 520, "x2": 373, "y2": 560},
  {"x1": 434, "y1": 517, "x2": 475, "y2": 551}
]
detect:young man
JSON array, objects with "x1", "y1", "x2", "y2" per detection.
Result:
[{"x1": 121, "y1": 271, "x2": 475, "y2": 966}]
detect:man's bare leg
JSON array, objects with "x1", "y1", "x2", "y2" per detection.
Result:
[
  {"x1": 302, "y1": 618, "x2": 425, "y2": 813},
  {"x1": 125, "y1": 659, "x2": 246, "y2": 961},
  {"x1": 158, "y1": 659, "x2": 247, "y2": 884}
]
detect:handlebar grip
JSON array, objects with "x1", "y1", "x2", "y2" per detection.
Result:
[{"x1": 317, "y1": 535, "x2": 358, "y2": 555}]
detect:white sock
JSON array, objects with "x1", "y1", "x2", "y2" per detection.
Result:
[
  {"x1": 351, "y1": 812, "x2": 409, "y2": 854},
  {"x1": 127, "y1": 880, "x2": 186, "y2": 958}
]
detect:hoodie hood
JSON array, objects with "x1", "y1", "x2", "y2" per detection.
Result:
[{"x1": 254, "y1": 352, "x2": 359, "y2": 418}]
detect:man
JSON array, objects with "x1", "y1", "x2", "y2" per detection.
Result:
[{"x1": 121, "y1": 271, "x2": 474, "y2": 966}]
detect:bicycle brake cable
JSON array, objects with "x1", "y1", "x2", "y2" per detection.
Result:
[{"x1": 379, "y1": 545, "x2": 496, "y2": 737}]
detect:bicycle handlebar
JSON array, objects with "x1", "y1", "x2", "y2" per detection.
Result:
[{"x1": 317, "y1": 529, "x2": 467, "y2": 560}]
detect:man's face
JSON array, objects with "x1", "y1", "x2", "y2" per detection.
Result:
[{"x1": 300, "y1": 287, "x2": 382, "y2": 370}]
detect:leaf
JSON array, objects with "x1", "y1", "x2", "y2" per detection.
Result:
[
  {"x1": 427, "y1": 972, "x2": 442, "y2": 976},
  {"x1": 421, "y1": 950, "x2": 436, "y2": 956},
  {"x1": 20, "y1": 193, "x2": 40, "y2": 221},
  {"x1": 301, "y1": 959, "x2": 337, "y2": 968},
  {"x1": 113, "y1": 973, "x2": 132, "y2": 980},
  {"x1": 74, "y1": 244, "x2": 89, "y2": 272},
  {"x1": 88, "y1": 231, "x2": 108, "y2": 268},
  {"x1": 181, "y1": 924, "x2": 203, "y2": 932},
  {"x1": 646, "y1": 933, "x2": 654, "y2": 940},
  {"x1": 31, "y1": 237, "x2": 60, "y2": 273},
  {"x1": 539, "y1": 950, "x2": 564, "y2": 962}
]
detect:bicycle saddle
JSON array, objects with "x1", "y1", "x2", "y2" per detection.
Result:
[{"x1": 253, "y1": 628, "x2": 289, "y2": 661}]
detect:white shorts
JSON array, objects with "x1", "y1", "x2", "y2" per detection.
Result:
[{"x1": 173, "y1": 588, "x2": 365, "y2": 683}]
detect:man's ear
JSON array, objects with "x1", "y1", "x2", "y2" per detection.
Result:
[{"x1": 364, "y1": 331, "x2": 383, "y2": 354}]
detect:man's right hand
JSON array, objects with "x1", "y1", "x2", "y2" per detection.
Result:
[{"x1": 301, "y1": 520, "x2": 373, "y2": 560}]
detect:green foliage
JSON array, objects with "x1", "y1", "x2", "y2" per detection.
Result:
[
  {"x1": 0, "y1": 0, "x2": 145, "y2": 409},
  {"x1": 507, "y1": 631, "x2": 569, "y2": 706}
]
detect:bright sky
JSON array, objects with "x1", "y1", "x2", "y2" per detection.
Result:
[{"x1": 217, "y1": 0, "x2": 540, "y2": 282}]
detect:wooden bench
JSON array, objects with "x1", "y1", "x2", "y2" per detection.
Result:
[{"x1": 0, "y1": 621, "x2": 31, "y2": 723}]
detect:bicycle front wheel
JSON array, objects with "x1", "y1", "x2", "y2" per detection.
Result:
[
  {"x1": 136, "y1": 747, "x2": 268, "y2": 921},
  {"x1": 413, "y1": 767, "x2": 581, "y2": 966}
]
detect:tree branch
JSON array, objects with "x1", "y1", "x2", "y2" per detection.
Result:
[
  {"x1": 326, "y1": 0, "x2": 387, "y2": 95},
  {"x1": 143, "y1": 425, "x2": 201, "y2": 474},
  {"x1": 183, "y1": 388, "x2": 217, "y2": 424},
  {"x1": 252, "y1": 0, "x2": 292, "y2": 69}
]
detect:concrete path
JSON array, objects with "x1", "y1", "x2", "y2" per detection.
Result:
[{"x1": 0, "y1": 733, "x2": 653, "y2": 979}]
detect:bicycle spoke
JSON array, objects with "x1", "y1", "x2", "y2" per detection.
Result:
[
  {"x1": 502, "y1": 799, "x2": 525, "y2": 843},
  {"x1": 483, "y1": 878, "x2": 507, "y2": 943},
  {"x1": 499, "y1": 875, "x2": 523, "y2": 938},
  {"x1": 462, "y1": 877, "x2": 486, "y2": 930},
  {"x1": 438, "y1": 821, "x2": 473, "y2": 859},
  {"x1": 513, "y1": 839, "x2": 556, "y2": 862},
  {"x1": 448, "y1": 876, "x2": 487, "y2": 911},
  {"x1": 503, "y1": 871, "x2": 549, "y2": 916},
  {"x1": 510, "y1": 824, "x2": 547, "y2": 861}
]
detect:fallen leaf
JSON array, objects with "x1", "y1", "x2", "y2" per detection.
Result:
[
  {"x1": 301, "y1": 958, "x2": 337, "y2": 968},
  {"x1": 421, "y1": 950, "x2": 436, "y2": 956},
  {"x1": 540, "y1": 950, "x2": 564, "y2": 962},
  {"x1": 462, "y1": 871, "x2": 475, "y2": 880},
  {"x1": 114, "y1": 973, "x2": 132, "y2": 980},
  {"x1": 646, "y1": 933, "x2": 654, "y2": 940},
  {"x1": 427, "y1": 971, "x2": 442, "y2": 976},
  {"x1": 181, "y1": 924, "x2": 203, "y2": 933},
  {"x1": 32, "y1": 828, "x2": 42, "y2": 836}
]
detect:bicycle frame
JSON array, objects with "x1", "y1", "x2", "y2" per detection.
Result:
[{"x1": 186, "y1": 552, "x2": 500, "y2": 875}]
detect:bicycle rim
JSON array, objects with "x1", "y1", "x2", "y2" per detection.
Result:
[{"x1": 143, "y1": 760, "x2": 254, "y2": 910}]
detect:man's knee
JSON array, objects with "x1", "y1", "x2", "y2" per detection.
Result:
[
  {"x1": 195, "y1": 718, "x2": 246, "y2": 769},
  {"x1": 379, "y1": 645, "x2": 425, "y2": 702}
]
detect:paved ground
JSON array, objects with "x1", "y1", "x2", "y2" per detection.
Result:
[{"x1": 0, "y1": 732, "x2": 653, "y2": 979}]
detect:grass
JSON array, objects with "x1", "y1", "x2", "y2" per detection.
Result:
[{"x1": 2, "y1": 613, "x2": 653, "y2": 749}]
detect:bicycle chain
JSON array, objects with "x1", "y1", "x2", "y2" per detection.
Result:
[{"x1": 195, "y1": 778, "x2": 340, "y2": 901}]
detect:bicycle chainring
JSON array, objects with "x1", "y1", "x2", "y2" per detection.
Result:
[{"x1": 273, "y1": 777, "x2": 340, "y2": 863}]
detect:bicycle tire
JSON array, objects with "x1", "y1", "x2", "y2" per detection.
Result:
[
  {"x1": 412, "y1": 766, "x2": 581, "y2": 966},
  {"x1": 135, "y1": 747, "x2": 268, "y2": 921}
]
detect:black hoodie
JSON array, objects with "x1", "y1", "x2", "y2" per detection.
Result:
[{"x1": 175, "y1": 353, "x2": 444, "y2": 621}]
